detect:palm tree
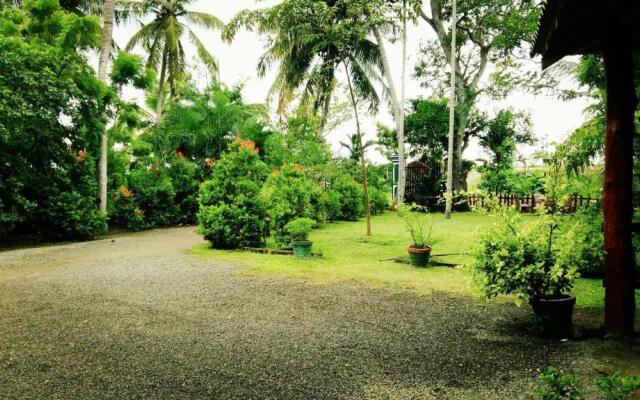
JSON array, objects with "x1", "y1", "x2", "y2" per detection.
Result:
[
  {"x1": 340, "y1": 133, "x2": 376, "y2": 162},
  {"x1": 124, "y1": 0, "x2": 224, "y2": 122},
  {"x1": 226, "y1": 0, "x2": 385, "y2": 235},
  {"x1": 97, "y1": 0, "x2": 116, "y2": 213}
]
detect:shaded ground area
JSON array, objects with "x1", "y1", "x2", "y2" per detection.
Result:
[{"x1": 0, "y1": 227, "x2": 638, "y2": 399}]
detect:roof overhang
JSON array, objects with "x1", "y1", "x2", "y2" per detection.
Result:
[{"x1": 532, "y1": 0, "x2": 640, "y2": 69}]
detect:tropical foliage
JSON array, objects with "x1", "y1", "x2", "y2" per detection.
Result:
[{"x1": 0, "y1": 0, "x2": 107, "y2": 239}]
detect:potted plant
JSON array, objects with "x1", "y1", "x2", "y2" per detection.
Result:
[
  {"x1": 475, "y1": 209, "x2": 578, "y2": 338},
  {"x1": 284, "y1": 218, "x2": 315, "y2": 259},
  {"x1": 399, "y1": 204, "x2": 437, "y2": 267}
]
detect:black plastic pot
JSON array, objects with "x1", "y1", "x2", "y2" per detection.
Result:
[{"x1": 529, "y1": 295, "x2": 576, "y2": 339}]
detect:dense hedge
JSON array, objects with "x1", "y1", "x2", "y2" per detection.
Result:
[
  {"x1": 0, "y1": 25, "x2": 108, "y2": 240},
  {"x1": 198, "y1": 141, "x2": 269, "y2": 249},
  {"x1": 261, "y1": 164, "x2": 323, "y2": 245},
  {"x1": 323, "y1": 175, "x2": 365, "y2": 221}
]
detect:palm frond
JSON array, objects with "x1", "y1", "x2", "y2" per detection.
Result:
[{"x1": 184, "y1": 11, "x2": 225, "y2": 31}]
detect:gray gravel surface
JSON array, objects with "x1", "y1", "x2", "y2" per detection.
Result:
[{"x1": 0, "y1": 227, "x2": 638, "y2": 400}]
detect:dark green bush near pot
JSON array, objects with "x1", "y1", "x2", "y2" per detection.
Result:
[
  {"x1": 324, "y1": 175, "x2": 364, "y2": 221},
  {"x1": 399, "y1": 204, "x2": 437, "y2": 267},
  {"x1": 537, "y1": 366, "x2": 640, "y2": 400},
  {"x1": 261, "y1": 164, "x2": 322, "y2": 245},
  {"x1": 559, "y1": 207, "x2": 605, "y2": 278},
  {"x1": 369, "y1": 187, "x2": 390, "y2": 215},
  {"x1": 198, "y1": 140, "x2": 269, "y2": 249},
  {"x1": 285, "y1": 217, "x2": 315, "y2": 259},
  {"x1": 475, "y1": 209, "x2": 578, "y2": 338}
]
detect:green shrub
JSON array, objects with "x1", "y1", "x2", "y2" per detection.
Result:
[
  {"x1": 369, "y1": 187, "x2": 390, "y2": 215},
  {"x1": 0, "y1": 24, "x2": 109, "y2": 240},
  {"x1": 284, "y1": 217, "x2": 315, "y2": 242},
  {"x1": 320, "y1": 189, "x2": 342, "y2": 222},
  {"x1": 537, "y1": 367, "x2": 582, "y2": 400},
  {"x1": 559, "y1": 207, "x2": 605, "y2": 278},
  {"x1": 198, "y1": 141, "x2": 269, "y2": 249},
  {"x1": 198, "y1": 203, "x2": 266, "y2": 249},
  {"x1": 261, "y1": 164, "x2": 322, "y2": 245},
  {"x1": 537, "y1": 367, "x2": 640, "y2": 400},
  {"x1": 40, "y1": 190, "x2": 107, "y2": 240},
  {"x1": 128, "y1": 164, "x2": 178, "y2": 227},
  {"x1": 596, "y1": 372, "x2": 640, "y2": 400},
  {"x1": 109, "y1": 185, "x2": 146, "y2": 231},
  {"x1": 474, "y1": 210, "x2": 577, "y2": 303},
  {"x1": 167, "y1": 156, "x2": 200, "y2": 224},
  {"x1": 325, "y1": 175, "x2": 364, "y2": 221}
]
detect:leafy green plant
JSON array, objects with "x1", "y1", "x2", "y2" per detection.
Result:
[
  {"x1": 0, "y1": 2, "x2": 109, "y2": 241},
  {"x1": 558, "y1": 207, "x2": 605, "y2": 278},
  {"x1": 398, "y1": 204, "x2": 437, "y2": 248},
  {"x1": 537, "y1": 367, "x2": 583, "y2": 400},
  {"x1": 284, "y1": 218, "x2": 315, "y2": 242},
  {"x1": 369, "y1": 187, "x2": 390, "y2": 215},
  {"x1": 127, "y1": 164, "x2": 178, "y2": 227},
  {"x1": 474, "y1": 209, "x2": 578, "y2": 302},
  {"x1": 537, "y1": 367, "x2": 640, "y2": 400},
  {"x1": 324, "y1": 175, "x2": 365, "y2": 222},
  {"x1": 110, "y1": 185, "x2": 146, "y2": 231},
  {"x1": 596, "y1": 372, "x2": 640, "y2": 400},
  {"x1": 166, "y1": 156, "x2": 201, "y2": 225},
  {"x1": 261, "y1": 164, "x2": 322, "y2": 245},
  {"x1": 198, "y1": 141, "x2": 269, "y2": 249}
]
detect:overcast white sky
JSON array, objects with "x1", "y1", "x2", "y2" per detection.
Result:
[{"x1": 107, "y1": 0, "x2": 592, "y2": 164}]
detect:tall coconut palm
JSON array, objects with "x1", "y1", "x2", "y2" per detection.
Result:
[
  {"x1": 97, "y1": 0, "x2": 116, "y2": 213},
  {"x1": 125, "y1": 0, "x2": 224, "y2": 122},
  {"x1": 226, "y1": 0, "x2": 385, "y2": 235},
  {"x1": 225, "y1": 0, "x2": 385, "y2": 133}
]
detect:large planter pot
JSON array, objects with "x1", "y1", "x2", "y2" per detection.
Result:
[
  {"x1": 408, "y1": 245, "x2": 432, "y2": 267},
  {"x1": 529, "y1": 295, "x2": 576, "y2": 339},
  {"x1": 292, "y1": 240, "x2": 313, "y2": 259}
]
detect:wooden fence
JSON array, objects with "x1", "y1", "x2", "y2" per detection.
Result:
[{"x1": 467, "y1": 193, "x2": 601, "y2": 213}]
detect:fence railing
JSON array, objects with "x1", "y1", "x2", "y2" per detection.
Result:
[{"x1": 467, "y1": 193, "x2": 601, "y2": 213}]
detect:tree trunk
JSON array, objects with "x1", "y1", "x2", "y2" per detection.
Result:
[
  {"x1": 445, "y1": 0, "x2": 457, "y2": 218},
  {"x1": 345, "y1": 63, "x2": 372, "y2": 236},
  {"x1": 156, "y1": 45, "x2": 169, "y2": 123},
  {"x1": 602, "y1": 17, "x2": 636, "y2": 337},
  {"x1": 97, "y1": 0, "x2": 116, "y2": 214},
  {"x1": 373, "y1": 27, "x2": 406, "y2": 206}
]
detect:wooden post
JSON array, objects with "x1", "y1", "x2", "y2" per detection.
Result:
[{"x1": 602, "y1": 14, "x2": 637, "y2": 337}]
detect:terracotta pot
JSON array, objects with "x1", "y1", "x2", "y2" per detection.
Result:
[{"x1": 407, "y1": 245, "x2": 432, "y2": 267}]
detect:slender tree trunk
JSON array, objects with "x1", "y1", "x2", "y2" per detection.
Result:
[
  {"x1": 156, "y1": 45, "x2": 169, "y2": 123},
  {"x1": 400, "y1": 0, "x2": 408, "y2": 204},
  {"x1": 318, "y1": 89, "x2": 332, "y2": 137},
  {"x1": 602, "y1": 15, "x2": 636, "y2": 337},
  {"x1": 373, "y1": 27, "x2": 405, "y2": 206},
  {"x1": 97, "y1": 0, "x2": 116, "y2": 214},
  {"x1": 445, "y1": 0, "x2": 457, "y2": 219},
  {"x1": 345, "y1": 63, "x2": 372, "y2": 236}
]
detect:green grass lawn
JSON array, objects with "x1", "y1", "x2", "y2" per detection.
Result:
[{"x1": 191, "y1": 211, "x2": 639, "y2": 309}]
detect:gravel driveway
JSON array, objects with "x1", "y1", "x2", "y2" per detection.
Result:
[{"x1": 0, "y1": 227, "x2": 638, "y2": 399}]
